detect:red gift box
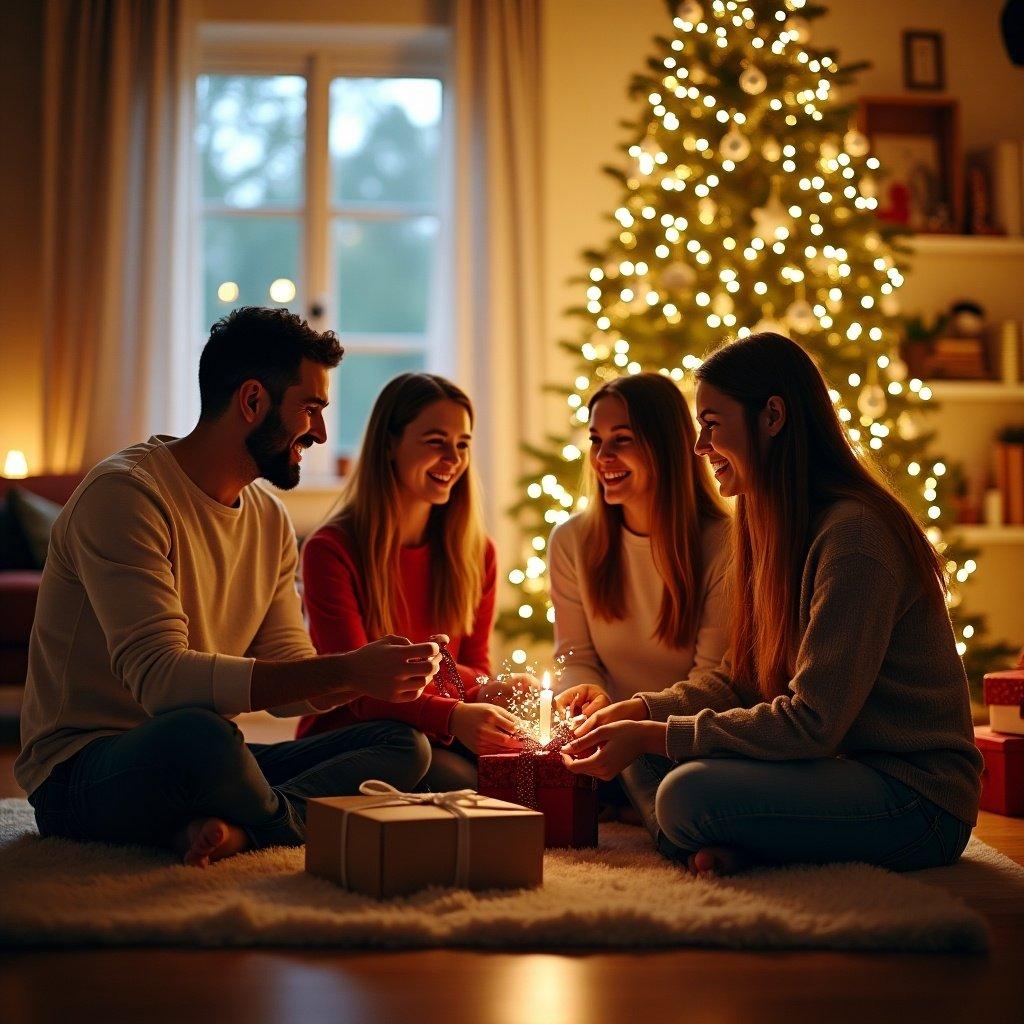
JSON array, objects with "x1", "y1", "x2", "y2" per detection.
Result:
[
  {"x1": 975, "y1": 726, "x2": 1024, "y2": 817},
  {"x1": 477, "y1": 750, "x2": 598, "y2": 848},
  {"x1": 983, "y1": 669, "x2": 1024, "y2": 736}
]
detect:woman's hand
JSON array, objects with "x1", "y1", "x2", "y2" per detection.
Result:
[
  {"x1": 475, "y1": 673, "x2": 540, "y2": 709},
  {"x1": 555, "y1": 683, "x2": 610, "y2": 717},
  {"x1": 560, "y1": 720, "x2": 667, "y2": 780},
  {"x1": 450, "y1": 702, "x2": 523, "y2": 754},
  {"x1": 573, "y1": 697, "x2": 649, "y2": 736}
]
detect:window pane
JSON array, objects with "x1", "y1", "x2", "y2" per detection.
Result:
[
  {"x1": 197, "y1": 74, "x2": 306, "y2": 209},
  {"x1": 203, "y1": 217, "x2": 302, "y2": 331},
  {"x1": 333, "y1": 218, "x2": 437, "y2": 333},
  {"x1": 330, "y1": 78, "x2": 442, "y2": 206},
  {"x1": 333, "y1": 351, "x2": 426, "y2": 453}
]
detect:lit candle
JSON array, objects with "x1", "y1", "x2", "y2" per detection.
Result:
[
  {"x1": 3, "y1": 450, "x2": 28, "y2": 479},
  {"x1": 539, "y1": 671, "x2": 553, "y2": 746}
]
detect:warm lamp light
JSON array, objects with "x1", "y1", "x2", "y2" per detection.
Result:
[{"x1": 3, "y1": 450, "x2": 28, "y2": 478}]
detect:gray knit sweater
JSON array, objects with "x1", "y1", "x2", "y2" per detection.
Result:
[{"x1": 637, "y1": 499, "x2": 983, "y2": 825}]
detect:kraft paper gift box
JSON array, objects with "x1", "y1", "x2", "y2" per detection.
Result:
[
  {"x1": 477, "y1": 750, "x2": 599, "y2": 849},
  {"x1": 305, "y1": 785, "x2": 544, "y2": 898},
  {"x1": 975, "y1": 726, "x2": 1024, "y2": 817},
  {"x1": 984, "y1": 667, "x2": 1024, "y2": 736}
]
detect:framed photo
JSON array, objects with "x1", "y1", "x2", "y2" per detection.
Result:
[
  {"x1": 903, "y1": 31, "x2": 945, "y2": 91},
  {"x1": 859, "y1": 96, "x2": 961, "y2": 233}
]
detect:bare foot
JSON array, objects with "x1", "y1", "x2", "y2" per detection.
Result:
[
  {"x1": 175, "y1": 818, "x2": 250, "y2": 868},
  {"x1": 686, "y1": 845, "x2": 747, "y2": 878}
]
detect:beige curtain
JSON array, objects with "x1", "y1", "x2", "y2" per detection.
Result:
[
  {"x1": 42, "y1": 0, "x2": 196, "y2": 473},
  {"x1": 449, "y1": 0, "x2": 547, "y2": 574}
]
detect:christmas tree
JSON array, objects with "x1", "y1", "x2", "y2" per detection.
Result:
[{"x1": 495, "y1": 0, "x2": 1010, "y2": 689}]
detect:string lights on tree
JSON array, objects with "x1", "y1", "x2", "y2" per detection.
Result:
[{"x1": 496, "y1": 0, "x2": 1011, "y2": 688}]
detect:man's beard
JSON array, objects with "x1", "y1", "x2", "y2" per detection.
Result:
[{"x1": 246, "y1": 405, "x2": 309, "y2": 490}]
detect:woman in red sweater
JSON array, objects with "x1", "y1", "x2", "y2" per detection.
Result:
[{"x1": 296, "y1": 373, "x2": 521, "y2": 789}]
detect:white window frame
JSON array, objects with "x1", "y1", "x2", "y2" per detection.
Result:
[{"x1": 197, "y1": 22, "x2": 452, "y2": 479}]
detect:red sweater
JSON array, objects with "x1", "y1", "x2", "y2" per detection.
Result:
[{"x1": 296, "y1": 525, "x2": 496, "y2": 740}]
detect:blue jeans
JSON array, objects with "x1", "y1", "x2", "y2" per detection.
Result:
[
  {"x1": 620, "y1": 754, "x2": 973, "y2": 871},
  {"x1": 28, "y1": 708, "x2": 432, "y2": 851}
]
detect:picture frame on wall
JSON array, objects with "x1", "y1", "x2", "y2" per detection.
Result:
[
  {"x1": 858, "y1": 96, "x2": 961, "y2": 233},
  {"x1": 903, "y1": 30, "x2": 946, "y2": 91}
]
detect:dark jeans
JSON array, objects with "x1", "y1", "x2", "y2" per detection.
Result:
[
  {"x1": 620, "y1": 754, "x2": 973, "y2": 872},
  {"x1": 422, "y1": 738, "x2": 477, "y2": 791},
  {"x1": 28, "y1": 708, "x2": 432, "y2": 852}
]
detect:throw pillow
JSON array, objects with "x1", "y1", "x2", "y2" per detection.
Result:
[
  {"x1": 0, "y1": 495, "x2": 36, "y2": 571},
  {"x1": 7, "y1": 487, "x2": 62, "y2": 569}
]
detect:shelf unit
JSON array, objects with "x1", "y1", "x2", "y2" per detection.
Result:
[
  {"x1": 928, "y1": 381, "x2": 1024, "y2": 400},
  {"x1": 952, "y1": 525, "x2": 1024, "y2": 545},
  {"x1": 906, "y1": 235, "x2": 1024, "y2": 257}
]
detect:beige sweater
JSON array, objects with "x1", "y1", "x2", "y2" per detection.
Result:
[
  {"x1": 549, "y1": 514, "x2": 731, "y2": 702},
  {"x1": 16, "y1": 437, "x2": 318, "y2": 797},
  {"x1": 637, "y1": 500, "x2": 983, "y2": 825}
]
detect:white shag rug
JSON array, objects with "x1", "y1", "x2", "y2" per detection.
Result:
[{"x1": 1, "y1": 797, "x2": 1013, "y2": 953}]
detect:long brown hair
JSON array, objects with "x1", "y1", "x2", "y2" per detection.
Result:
[
  {"x1": 321, "y1": 373, "x2": 486, "y2": 638},
  {"x1": 579, "y1": 372, "x2": 729, "y2": 647},
  {"x1": 695, "y1": 332, "x2": 946, "y2": 700}
]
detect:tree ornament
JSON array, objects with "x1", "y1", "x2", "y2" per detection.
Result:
[
  {"x1": 752, "y1": 317, "x2": 788, "y2": 335},
  {"x1": 720, "y1": 128, "x2": 751, "y2": 161},
  {"x1": 820, "y1": 139, "x2": 840, "y2": 161},
  {"x1": 843, "y1": 128, "x2": 870, "y2": 158},
  {"x1": 762, "y1": 137, "x2": 782, "y2": 161},
  {"x1": 661, "y1": 261, "x2": 696, "y2": 291},
  {"x1": 603, "y1": 260, "x2": 620, "y2": 280},
  {"x1": 698, "y1": 197, "x2": 717, "y2": 224},
  {"x1": 689, "y1": 63, "x2": 707, "y2": 85},
  {"x1": 880, "y1": 294, "x2": 900, "y2": 317},
  {"x1": 675, "y1": 0, "x2": 703, "y2": 26},
  {"x1": 897, "y1": 411, "x2": 920, "y2": 440},
  {"x1": 885, "y1": 355, "x2": 908, "y2": 381},
  {"x1": 786, "y1": 17, "x2": 811, "y2": 43},
  {"x1": 785, "y1": 299, "x2": 816, "y2": 334},
  {"x1": 712, "y1": 292, "x2": 734, "y2": 316},
  {"x1": 857, "y1": 384, "x2": 887, "y2": 419},
  {"x1": 751, "y1": 179, "x2": 794, "y2": 241},
  {"x1": 739, "y1": 65, "x2": 767, "y2": 95},
  {"x1": 860, "y1": 176, "x2": 878, "y2": 199}
]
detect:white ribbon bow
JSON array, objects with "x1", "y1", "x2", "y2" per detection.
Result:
[{"x1": 337, "y1": 780, "x2": 495, "y2": 890}]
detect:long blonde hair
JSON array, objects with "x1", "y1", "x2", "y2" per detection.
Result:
[
  {"x1": 323, "y1": 373, "x2": 487, "y2": 638},
  {"x1": 578, "y1": 373, "x2": 729, "y2": 648},
  {"x1": 695, "y1": 333, "x2": 946, "y2": 700}
]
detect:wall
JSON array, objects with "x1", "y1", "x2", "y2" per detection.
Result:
[{"x1": 0, "y1": 2, "x2": 45, "y2": 474}]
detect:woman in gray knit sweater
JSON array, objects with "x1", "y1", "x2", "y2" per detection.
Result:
[{"x1": 562, "y1": 332, "x2": 983, "y2": 876}]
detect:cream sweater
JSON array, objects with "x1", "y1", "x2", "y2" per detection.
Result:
[
  {"x1": 548, "y1": 514, "x2": 732, "y2": 703},
  {"x1": 637, "y1": 500, "x2": 984, "y2": 825},
  {"x1": 16, "y1": 437, "x2": 318, "y2": 796}
]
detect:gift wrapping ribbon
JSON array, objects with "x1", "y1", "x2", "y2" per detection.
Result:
[{"x1": 337, "y1": 779, "x2": 500, "y2": 889}]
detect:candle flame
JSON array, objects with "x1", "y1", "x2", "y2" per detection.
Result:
[{"x1": 541, "y1": 671, "x2": 551, "y2": 691}]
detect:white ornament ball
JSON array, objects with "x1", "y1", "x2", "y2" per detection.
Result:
[
  {"x1": 860, "y1": 175, "x2": 878, "y2": 199},
  {"x1": 603, "y1": 260, "x2": 620, "y2": 280},
  {"x1": 661, "y1": 261, "x2": 696, "y2": 291},
  {"x1": 785, "y1": 300, "x2": 816, "y2": 334},
  {"x1": 689, "y1": 63, "x2": 707, "y2": 85},
  {"x1": 820, "y1": 139, "x2": 840, "y2": 161},
  {"x1": 712, "y1": 292, "x2": 734, "y2": 317},
  {"x1": 786, "y1": 17, "x2": 811, "y2": 43},
  {"x1": 857, "y1": 384, "x2": 887, "y2": 419},
  {"x1": 843, "y1": 128, "x2": 870, "y2": 158},
  {"x1": 752, "y1": 193, "x2": 795, "y2": 241},
  {"x1": 698, "y1": 197, "x2": 718, "y2": 224},
  {"x1": 752, "y1": 318, "x2": 788, "y2": 336},
  {"x1": 676, "y1": 0, "x2": 703, "y2": 26},
  {"x1": 720, "y1": 128, "x2": 751, "y2": 162},
  {"x1": 762, "y1": 137, "x2": 782, "y2": 161},
  {"x1": 739, "y1": 65, "x2": 767, "y2": 95}
]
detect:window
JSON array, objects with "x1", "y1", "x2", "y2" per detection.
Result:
[{"x1": 196, "y1": 27, "x2": 450, "y2": 474}]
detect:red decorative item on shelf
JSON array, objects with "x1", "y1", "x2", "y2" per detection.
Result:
[
  {"x1": 477, "y1": 750, "x2": 599, "y2": 848},
  {"x1": 983, "y1": 649, "x2": 1024, "y2": 736},
  {"x1": 975, "y1": 727, "x2": 1024, "y2": 817}
]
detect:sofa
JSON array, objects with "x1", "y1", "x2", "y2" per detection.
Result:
[{"x1": 0, "y1": 474, "x2": 85, "y2": 687}]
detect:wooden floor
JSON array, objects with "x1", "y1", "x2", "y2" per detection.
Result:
[{"x1": 2, "y1": 719, "x2": 1023, "y2": 1024}]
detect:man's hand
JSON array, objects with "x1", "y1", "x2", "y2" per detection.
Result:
[
  {"x1": 573, "y1": 696, "x2": 649, "y2": 737},
  {"x1": 336, "y1": 635, "x2": 442, "y2": 702},
  {"x1": 560, "y1": 720, "x2": 667, "y2": 780},
  {"x1": 476, "y1": 673, "x2": 540, "y2": 709},
  {"x1": 450, "y1": 702, "x2": 523, "y2": 754},
  {"x1": 555, "y1": 683, "x2": 610, "y2": 717}
]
